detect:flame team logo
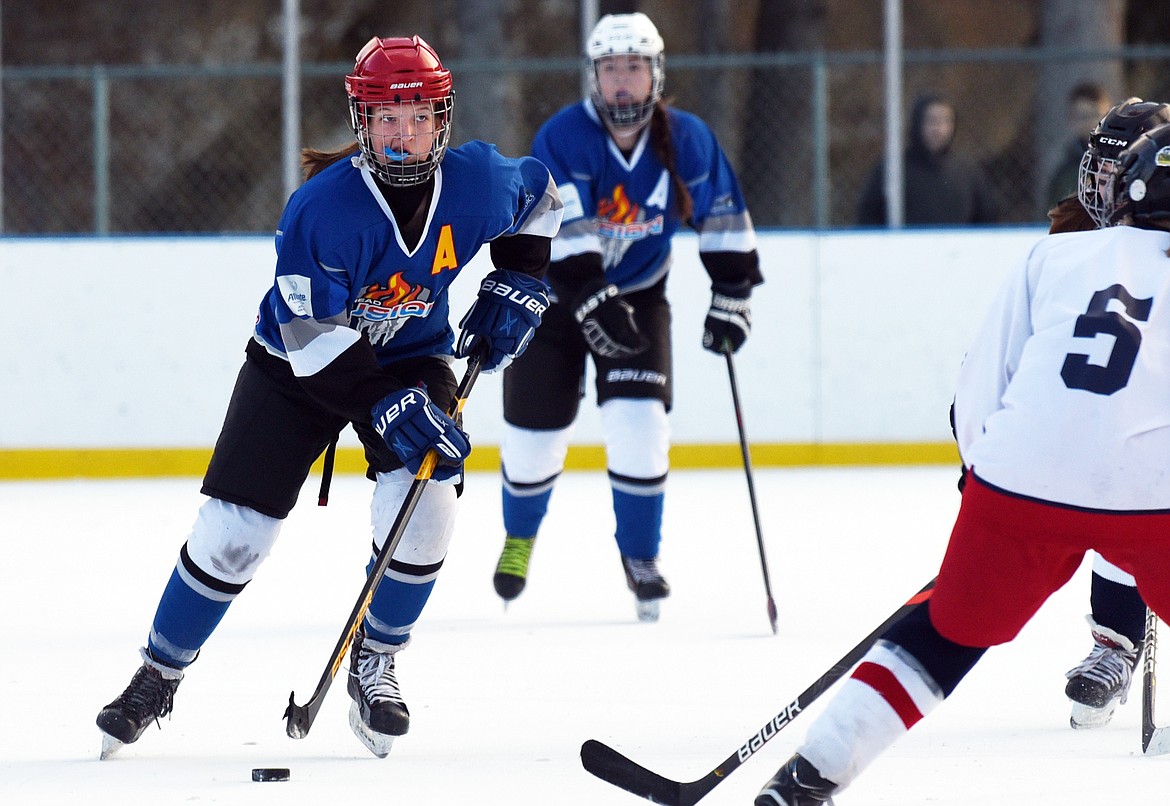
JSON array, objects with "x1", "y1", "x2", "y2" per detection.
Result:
[
  {"x1": 595, "y1": 184, "x2": 664, "y2": 268},
  {"x1": 352, "y1": 272, "x2": 434, "y2": 346}
]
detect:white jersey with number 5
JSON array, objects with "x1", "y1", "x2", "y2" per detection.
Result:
[{"x1": 954, "y1": 225, "x2": 1170, "y2": 512}]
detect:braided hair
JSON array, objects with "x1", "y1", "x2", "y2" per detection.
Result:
[{"x1": 648, "y1": 99, "x2": 694, "y2": 227}]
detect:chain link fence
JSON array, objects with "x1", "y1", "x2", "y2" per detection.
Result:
[{"x1": 4, "y1": 46, "x2": 1170, "y2": 234}]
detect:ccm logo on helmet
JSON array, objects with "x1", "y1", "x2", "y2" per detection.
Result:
[{"x1": 1099, "y1": 136, "x2": 1128, "y2": 147}]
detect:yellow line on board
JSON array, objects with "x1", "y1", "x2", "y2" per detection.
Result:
[{"x1": 0, "y1": 443, "x2": 960, "y2": 480}]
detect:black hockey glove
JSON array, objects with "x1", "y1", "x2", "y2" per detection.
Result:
[
  {"x1": 572, "y1": 281, "x2": 650, "y2": 359},
  {"x1": 702, "y1": 279, "x2": 752, "y2": 354}
]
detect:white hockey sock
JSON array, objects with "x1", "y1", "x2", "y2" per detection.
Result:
[{"x1": 797, "y1": 640, "x2": 944, "y2": 790}]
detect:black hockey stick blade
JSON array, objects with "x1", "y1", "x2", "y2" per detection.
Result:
[
  {"x1": 1141, "y1": 608, "x2": 1170, "y2": 754},
  {"x1": 1144, "y1": 725, "x2": 1170, "y2": 755},
  {"x1": 581, "y1": 577, "x2": 936, "y2": 804},
  {"x1": 284, "y1": 354, "x2": 483, "y2": 740},
  {"x1": 581, "y1": 740, "x2": 689, "y2": 805},
  {"x1": 285, "y1": 688, "x2": 322, "y2": 740}
]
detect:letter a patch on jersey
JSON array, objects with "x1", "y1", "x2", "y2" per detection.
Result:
[
  {"x1": 431, "y1": 224, "x2": 459, "y2": 274},
  {"x1": 645, "y1": 169, "x2": 670, "y2": 210}
]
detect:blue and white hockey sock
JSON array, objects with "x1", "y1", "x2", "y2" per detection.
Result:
[
  {"x1": 147, "y1": 544, "x2": 241, "y2": 668},
  {"x1": 362, "y1": 470, "x2": 456, "y2": 645},
  {"x1": 363, "y1": 554, "x2": 441, "y2": 646},
  {"x1": 610, "y1": 472, "x2": 666, "y2": 559},
  {"x1": 501, "y1": 471, "x2": 557, "y2": 538},
  {"x1": 146, "y1": 498, "x2": 282, "y2": 668}
]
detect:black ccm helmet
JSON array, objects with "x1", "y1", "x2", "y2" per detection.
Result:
[
  {"x1": 1108, "y1": 120, "x2": 1170, "y2": 227},
  {"x1": 1078, "y1": 98, "x2": 1170, "y2": 227}
]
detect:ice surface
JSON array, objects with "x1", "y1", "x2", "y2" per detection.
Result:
[{"x1": 2, "y1": 466, "x2": 1166, "y2": 804}]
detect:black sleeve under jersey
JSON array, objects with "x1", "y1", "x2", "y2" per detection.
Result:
[
  {"x1": 544, "y1": 251, "x2": 607, "y2": 305},
  {"x1": 295, "y1": 336, "x2": 404, "y2": 424},
  {"x1": 700, "y1": 249, "x2": 765, "y2": 288},
  {"x1": 489, "y1": 233, "x2": 552, "y2": 280}
]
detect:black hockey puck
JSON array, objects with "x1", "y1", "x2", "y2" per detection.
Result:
[{"x1": 251, "y1": 767, "x2": 290, "y2": 782}]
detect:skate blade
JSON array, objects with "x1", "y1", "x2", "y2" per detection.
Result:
[
  {"x1": 99, "y1": 732, "x2": 125, "y2": 760},
  {"x1": 1069, "y1": 699, "x2": 1118, "y2": 729},
  {"x1": 635, "y1": 598, "x2": 661, "y2": 622},
  {"x1": 348, "y1": 702, "x2": 397, "y2": 759}
]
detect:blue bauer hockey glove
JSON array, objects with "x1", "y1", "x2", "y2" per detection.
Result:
[
  {"x1": 455, "y1": 269, "x2": 550, "y2": 373},
  {"x1": 371, "y1": 387, "x2": 471, "y2": 482}
]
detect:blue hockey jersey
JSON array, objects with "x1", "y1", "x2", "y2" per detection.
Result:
[
  {"x1": 532, "y1": 100, "x2": 756, "y2": 295},
  {"x1": 253, "y1": 140, "x2": 561, "y2": 381}
]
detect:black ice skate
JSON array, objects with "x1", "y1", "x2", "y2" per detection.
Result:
[
  {"x1": 96, "y1": 649, "x2": 183, "y2": 759},
  {"x1": 1065, "y1": 617, "x2": 1141, "y2": 729},
  {"x1": 493, "y1": 535, "x2": 535, "y2": 603},
  {"x1": 756, "y1": 753, "x2": 838, "y2": 806},
  {"x1": 347, "y1": 628, "x2": 410, "y2": 758},
  {"x1": 621, "y1": 555, "x2": 670, "y2": 622}
]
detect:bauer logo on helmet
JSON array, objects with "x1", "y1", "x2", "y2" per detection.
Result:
[{"x1": 346, "y1": 36, "x2": 454, "y2": 187}]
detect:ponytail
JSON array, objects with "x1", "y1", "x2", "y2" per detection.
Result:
[
  {"x1": 649, "y1": 100, "x2": 694, "y2": 227},
  {"x1": 300, "y1": 142, "x2": 360, "y2": 182},
  {"x1": 1046, "y1": 195, "x2": 1094, "y2": 234}
]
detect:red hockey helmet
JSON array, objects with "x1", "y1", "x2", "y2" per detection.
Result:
[{"x1": 345, "y1": 36, "x2": 454, "y2": 186}]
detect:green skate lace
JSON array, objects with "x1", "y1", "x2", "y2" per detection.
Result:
[{"x1": 495, "y1": 536, "x2": 534, "y2": 578}]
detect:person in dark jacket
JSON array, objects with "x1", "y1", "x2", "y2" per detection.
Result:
[
  {"x1": 1043, "y1": 82, "x2": 1111, "y2": 214},
  {"x1": 856, "y1": 93, "x2": 998, "y2": 226}
]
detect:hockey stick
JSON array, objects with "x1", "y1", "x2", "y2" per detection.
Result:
[
  {"x1": 581, "y1": 577, "x2": 936, "y2": 805},
  {"x1": 285, "y1": 353, "x2": 484, "y2": 739},
  {"x1": 1142, "y1": 608, "x2": 1170, "y2": 754},
  {"x1": 724, "y1": 347, "x2": 778, "y2": 634}
]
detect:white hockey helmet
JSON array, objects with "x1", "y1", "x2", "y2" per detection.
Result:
[{"x1": 586, "y1": 12, "x2": 665, "y2": 132}]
